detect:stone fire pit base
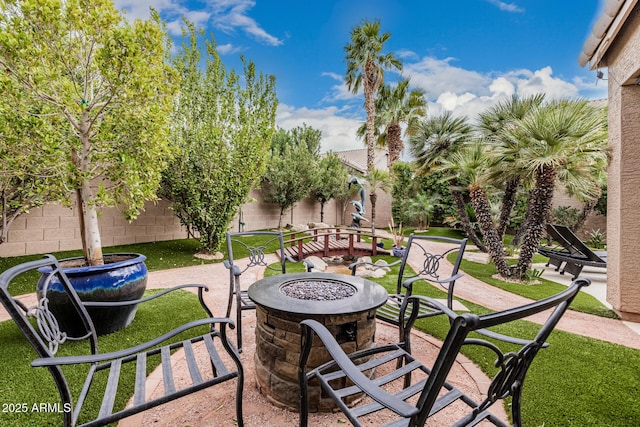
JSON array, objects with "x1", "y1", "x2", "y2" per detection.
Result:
[{"x1": 254, "y1": 305, "x2": 377, "y2": 412}]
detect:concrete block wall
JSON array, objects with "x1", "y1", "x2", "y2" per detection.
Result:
[{"x1": 0, "y1": 199, "x2": 188, "y2": 258}]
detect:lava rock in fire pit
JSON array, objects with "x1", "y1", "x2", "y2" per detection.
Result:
[{"x1": 281, "y1": 280, "x2": 356, "y2": 301}]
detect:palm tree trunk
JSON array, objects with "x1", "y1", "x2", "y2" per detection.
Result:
[
  {"x1": 514, "y1": 166, "x2": 557, "y2": 278},
  {"x1": 387, "y1": 123, "x2": 402, "y2": 168},
  {"x1": 497, "y1": 177, "x2": 521, "y2": 240},
  {"x1": 370, "y1": 192, "x2": 377, "y2": 230},
  {"x1": 364, "y1": 61, "x2": 377, "y2": 173},
  {"x1": 470, "y1": 184, "x2": 511, "y2": 277},
  {"x1": 572, "y1": 190, "x2": 600, "y2": 232},
  {"x1": 451, "y1": 188, "x2": 487, "y2": 252}
]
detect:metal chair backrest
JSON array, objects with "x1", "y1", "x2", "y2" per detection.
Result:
[
  {"x1": 0, "y1": 255, "x2": 98, "y2": 359},
  {"x1": 225, "y1": 231, "x2": 287, "y2": 276},
  {"x1": 396, "y1": 234, "x2": 467, "y2": 302}
]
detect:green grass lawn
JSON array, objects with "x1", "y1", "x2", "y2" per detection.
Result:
[
  {"x1": 0, "y1": 289, "x2": 210, "y2": 427},
  {"x1": 1, "y1": 230, "x2": 638, "y2": 426}
]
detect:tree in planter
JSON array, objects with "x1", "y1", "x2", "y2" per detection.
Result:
[
  {"x1": 262, "y1": 128, "x2": 318, "y2": 229},
  {"x1": 310, "y1": 152, "x2": 349, "y2": 223},
  {"x1": 0, "y1": 80, "x2": 67, "y2": 243},
  {"x1": 160, "y1": 22, "x2": 277, "y2": 254},
  {"x1": 0, "y1": 0, "x2": 178, "y2": 265}
]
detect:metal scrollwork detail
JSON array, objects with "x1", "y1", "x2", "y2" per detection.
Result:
[
  {"x1": 419, "y1": 253, "x2": 443, "y2": 279},
  {"x1": 484, "y1": 348, "x2": 533, "y2": 406},
  {"x1": 247, "y1": 245, "x2": 268, "y2": 268},
  {"x1": 27, "y1": 297, "x2": 67, "y2": 354}
]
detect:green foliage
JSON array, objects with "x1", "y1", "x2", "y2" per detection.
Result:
[
  {"x1": 594, "y1": 187, "x2": 607, "y2": 216},
  {"x1": 552, "y1": 205, "x2": 581, "y2": 227},
  {"x1": 262, "y1": 127, "x2": 319, "y2": 228},
  {"x1": 391, "y1": 162, "x2": 414, "y2": 224},
  {"x1": 587, "y1": 228, "x2": 606, "y2": 249},
  {"x1": 310, "y1": 152, "x2": 349, "y2": 222},
  {"x1": 0, "y1": 0, "x2": 179, "y2": 264},
  {"x1": 160, "y1": 22, "x2": 277, "y2": 253},
  {"x1": 0, "y1": 290, "x2": 208, "y2": 427}
]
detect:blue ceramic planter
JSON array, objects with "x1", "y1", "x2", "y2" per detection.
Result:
[
  {"x1": 37, "y1": 253, "x2": 148, "y2": 336},
  {"x1": 392, "y1": 245, "x2": 406, "y2": 258}
]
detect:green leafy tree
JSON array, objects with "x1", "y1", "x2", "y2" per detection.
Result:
[
  {"x1": 161, "y1": 22, "x2": 277, "y2": 253},
  {"x1": 334, "y1": 174, "x2": 361, "y2": 226},
  {"x1": 391, "y1": 162, "x2": 414, "y2": 225},
  {"x1": 262, "y1": 128, "x2": 318, "y2": 228},
  {"x1": 345, "y1": 20, "x2": 402, "y2": 172},
  {"x1": 0, "y1": 0, "x2": 178, "y2": 265},
  {"x1": 310, "y1": 152, "x2": 349, "y2": 223}
]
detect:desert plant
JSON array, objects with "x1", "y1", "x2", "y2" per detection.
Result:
[
  {"x1": 587, "y1": 229, "x2": 606, "y2": 249},
  {"x1": 389, "y1": 218, "x2": 404, "y2": 248}
]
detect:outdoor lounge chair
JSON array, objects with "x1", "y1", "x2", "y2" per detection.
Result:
[
  {"x1": 538, "y1": 224, "x2": 607, "y2": 279},
  {"x1": 0, "y1": 255, "x2": 244, "y2": 427},
  {"x1": 298, "y1": 277, "x2": 591, "y2": 427},
  {"x1": 223, "y1": 231, "x2": 313, "y2": 352}
]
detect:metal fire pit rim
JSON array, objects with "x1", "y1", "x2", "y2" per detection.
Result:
[{"x1": 248, "y1": 272, "x2": 388, "y2": 316}]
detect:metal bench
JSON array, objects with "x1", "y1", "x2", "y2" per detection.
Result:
[
  {"x1": 0, "y1": 255, "x2": 244, "y2": 427},
  {"x1": 299, "y1": 278, "x2": 590, "y2": 427}
]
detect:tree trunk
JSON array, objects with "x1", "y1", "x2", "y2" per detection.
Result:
[
  {"x1": 513, "y1": 166, "x2": 557, "y2": 278},
  {"x1": 320, "y1": 201, "x2": 325, "y2": 223},
  {"x1": 451, "y1": 188, "x2": 487, "y2": 252},
  {"x1": 573, "y1": 191, "x2": 600, "y2": 232},
  {"x1": 77, "y1": 184, "x2": 104, "y2": 266},
  {"x1": 387, "y1": 123, "x2": 402, "y2": 168},
  {"x1": 278, "y1": 207, "x2": 284, "y2": 229},
  {"x1": 370, "y1": 192, "x2": 377, "y2": 230},
  {"x1": 364, "y1": 60, "x2": 378, "y2": 173},
  {"x1": 469, "y1": 184, "x2": 511, "y2": 277},
  {"x1": 497, "y1": 177, "x2": 521, "y2": 240}
]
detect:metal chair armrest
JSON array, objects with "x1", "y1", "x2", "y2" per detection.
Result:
[
  {"x1": 300, "y1": 319, "x2": 419, "y2": 418},
  {"x1": 32, "y1": 317, "x2": 235, "y2": 367}
]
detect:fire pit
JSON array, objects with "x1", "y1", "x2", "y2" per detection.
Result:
[{"x1": 248, "y1": 272, "x2": 388, "y2": 412}]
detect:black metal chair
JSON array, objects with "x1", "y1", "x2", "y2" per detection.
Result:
[
  {"x1": 223, "y1": 230, "x2": 312, "y2": 352},
  {"x1": 350, "y1": 234, "x2": 467, "y2": 336},
  {"x1": 0, "y1": 255, "x2": 244, "y2": 427},
  {"x1": 299, "y1": 278, "x2": 590, "y2": 427}
]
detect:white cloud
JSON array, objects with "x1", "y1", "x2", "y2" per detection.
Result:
[
  {"x1": 114, "y1": 0, "x2": 281, "y2": 44},
  {"x1": 211, "y1": 0, "x2": 282, "y2": 46},
  {"x1": 276, "y1": 104, "x2": 363, "y2": 153},
  {"x1": 217, "y1": 43, "x2": 244, "y2": 55},
  {"x1": 321, "y1": 72, "x2": 361, "y2": 103},
  {"x1": 486, "y1": 0, "x2": 525, "y2": 13}
]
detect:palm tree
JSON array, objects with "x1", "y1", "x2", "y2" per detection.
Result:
[
  {"x1": 478, "y1": 94, "x2": 545, "y2": 240},
  {"x1": 374, "y1": 79, "x2": 426, "y2": 168},
  {"x1": 345, "y1": 20, "x2": 402, "y2": 172},
  {"x1": 409, "y1": 112, "x2": 487, "y2": 252},
  {"x1": 406, "y1": 192, "x2": 441, "y2": 230},
  {"x1": 364, "y1": 169, "x2": 392, "y2": 232},
  {"x1": 442, "y1": 141, "x2": 512, "y2": 277},
  {"x1": 505, "y1": 99, "x2": 608, "y2": 278}
]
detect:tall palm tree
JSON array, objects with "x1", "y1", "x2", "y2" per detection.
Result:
[
  {"x1": 345, "y1": 20, "x2": 402, "y2": 172},
  {"x1": 505, "y1": 99, "x2": 608, "y2": 278},
  {"x1": 478, "y1": 94, "x2": 545, "y2": 240},
  {"x1": 375, "y1": 79, "x2": 426, "y2": 168},
  {"x1": 364, "y1": 168, "x2": 392, "y2": 232},
  {"x1": 409, "y1": 112, "x2": 487, "y2": 252}
]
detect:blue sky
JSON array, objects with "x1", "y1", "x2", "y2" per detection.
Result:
[{"x1": 114, "y1": 0, "x2": 607, "y2": 153}]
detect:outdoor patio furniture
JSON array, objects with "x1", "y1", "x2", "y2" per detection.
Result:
[
  {"x1": 298, "y1": 277, "x2": 591, "y2": 427},
  {"x1": 538, "y1": 224, "x2": 607, "y2": 279},
  {"x1": 0, "y1": 255, "x2": 244, "y2": 427},
  {"x1": 350, "y1": 235, "x2": 467, "y2": 336},
  {"x1": 223, "y1": 230, "x2": 313, "y2": 352}
]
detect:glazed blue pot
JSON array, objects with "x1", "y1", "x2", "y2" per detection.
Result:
[
  {"x1": 392, "y1": 245, "x2": 406, "y2": 258},
  {"x1": 37, "y1": 253, "x2": 148, "y2": 336}
]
